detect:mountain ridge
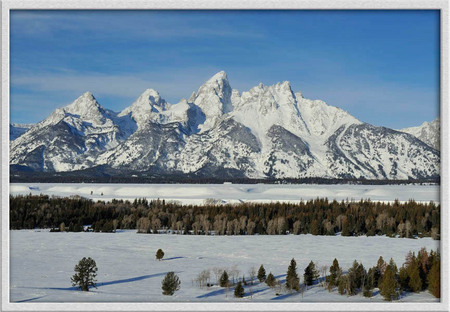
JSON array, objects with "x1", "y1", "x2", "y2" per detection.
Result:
[{"x1": 10, "y1": 71, "x2": 440, "y2": 180}]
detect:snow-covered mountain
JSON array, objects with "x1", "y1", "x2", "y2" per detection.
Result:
[
  {"x1": 399, "y1": 118, "x2": 440, "y2": 151},
  {"x1": 10, "y1": 72, "x2": 440, "y2": 180},
  {"x1": 10, "y1": 92, "x2": 136, "y2": 172},
  {"x1": 10, "y1": 123, "x2": 34, "y2": 141}
]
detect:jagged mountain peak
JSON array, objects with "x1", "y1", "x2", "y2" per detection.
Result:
[
  {"x1": 246, "y1": 80, "x2": 293, "y2": 95},
  {"x1": 65, "y1": 91, "x2": 101, "y2": 113},
  {"x1": 138, "y1": 88, "x2": 164, "y2": 105},
  {"x1": 190, "y1": 71, "x2": 233, "y2": 131},
  {"x1": 239, "y1": 80, "x2": 297, "y2": 112},
  {"x1": 197, "y1": 70, "x2": 231, "y2": 95},
  {"x1": 207, "y1": 70, "x2": 228, "y2": 82},
  {"x1": 35, "y1": 91, "x2": 107, "y2": 128},
  {"x1": 118, "y1": 88, "x2": 170, "y2": 128}
]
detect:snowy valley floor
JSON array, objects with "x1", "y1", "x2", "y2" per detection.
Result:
[
  {"x1": 10, "y1": 230, "x2": 439, "y2": 303},
  {"x1": 9, "y1": 183, "x2": 440, "y2": 204}
]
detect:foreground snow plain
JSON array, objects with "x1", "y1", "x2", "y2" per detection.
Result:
[
  {"x1": 9, "y1": 183, "x2": 440, "y2": 204},
  {"x1": 10, "y1": 230, "x2": 439, "y2": 303}
]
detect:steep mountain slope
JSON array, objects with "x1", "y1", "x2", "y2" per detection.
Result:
[
  {"x1": 326, "y1": 124, "x2": 439, "y2": 179},
  {"x1": 10, "y1": 123, "x2": 34, "y2": 141},
  {"x1": 10, "y1": 92, "x2": 135, "y2": 172},
  {"x1": 10, "y1": 72, "x2": 440, "y2": 180},
  {"x1": 399, "y1": 118, "x2": 440, "y2": 151}
]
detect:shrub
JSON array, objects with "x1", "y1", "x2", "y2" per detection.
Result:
[
  {"x1": 71, "y1": 257, "x2": 98, "y2": 291},
  {"x1": 266, "y1": 272, "x2": 277, "y2": 287},
  {"x1": 156, "y1": 249, "x2": 165, "y2": 260}
]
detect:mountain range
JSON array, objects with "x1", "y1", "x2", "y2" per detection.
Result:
[{"x1": 10, "y1": 71, "x2": 440, "y2": 180}]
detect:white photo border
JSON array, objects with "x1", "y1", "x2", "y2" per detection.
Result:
[{"x1": 1, "y1": 0, "x2": 449, "y2": 311}]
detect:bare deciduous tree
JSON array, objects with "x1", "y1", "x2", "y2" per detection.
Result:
[
  {"x1": 229, "y1": 264, "x2": 240, "y2": 285},
  {"x1": 212, "y1": 267, "x2": 223, "y2": 285},
  {"x1": 320, "y1": 265, "x2": 328, "y2": 287},
  {"x1": 248, "y1": 266, "x2": 257, "y2": 285}
]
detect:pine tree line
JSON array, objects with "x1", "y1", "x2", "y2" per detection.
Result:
[
  {"x1": 10, "y1": 195, "x2": 440, "y2": 239},
  {"x1": 189, "y1": 247, "x2": 440, "y2": 300},
  {"x1": 326, "y1": 247, "x2": 440, "y2": 300}
]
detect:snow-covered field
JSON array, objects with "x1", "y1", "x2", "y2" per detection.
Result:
[
  {"x1": 9, "y1": 183, "x2": 440, "y2": 204},
  {"x1": 10, "y1": 230, "x2": 439, "y2": 303}
]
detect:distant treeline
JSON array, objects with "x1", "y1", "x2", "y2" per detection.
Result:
[
  {"x1": 9, "y1": 168, "x2": 440, "y2": 185},
  {"x1": 10, "y1": 195, "x2": 440, "y2": 239}
]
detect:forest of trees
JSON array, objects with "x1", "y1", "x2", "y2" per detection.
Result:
[
  {"x1": 190, "y1": 247, "x2": 440, "y2": 300},
  {"x1": 10, "y1": 194, "x2": 440, "y2": 239},
  {"x1": 9, "y1": 166, "x2": 440, "y2": 185}
]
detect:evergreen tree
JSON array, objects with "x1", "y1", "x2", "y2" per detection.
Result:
[
  {"x1": 338, "y1": 275, "x2": 347, "y2": 295},
  {"x1": 363, "y1": 268, "x2": 374, "y2": 298},
  {"x1": 304, "y1": 260, "x2": 319, "y2": 286},
  {"x1": 266, "y1": 272, "x2": 277, "y2": 287},
  {"x1": 341, "y1": 219, "x2": 351, "y2": 236},
  {"x1": 220, "y1": 270, "x2": 229, "y2": 287},
  {"x1": 427, "y1": 253, "x2": 440, "y2": 298},
  {"x1": 71, "y1": 257, "x2": 98, "y2": 291},
  {"x1": 101, "y1": 220, "x2": 114, "y2": 232},
  {"x1": 347, "y1": 260, "x2": 365, "y2": 295},
  {"x1": 257, "y1": 264, "x2": 266, "y2": 282},
  {"x1": 388, "y1": 258, "x2": 398, "y2": 275},
  {"x1": 327, "y1": 258, "x2": 342, "y2": 291},
  {"x1": 161, "y1": 272, "x2": 181, "y2": 295},
  {"x1": 234, "y1": 282, "x2": 245, "y2": 298},
  {"x1": 373, "y1": 256, "x2": 386, "y2": 287},
  {"x1": 156, "y1": 249, "x2": 165, "y2": 260},
  {"x1": 398, "y1": 266, "x2": 410, "y2": 291},
  {"x1": 407, "y1": 262, "x2": 422, "y2": 292},
  {"x1": 380, "y1": 266, "x2": 399, "y2": 301},
  {"x1": 310, "y1": 219, "x2": 320, "y2": 235},
  {"x1": 417, "y1": 248, "x2": 429, "y2": 290},
  {"x1": 286, "y1": 258, "x2": 300, "y2": 291}
]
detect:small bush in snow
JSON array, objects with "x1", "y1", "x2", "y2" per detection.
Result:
[{"x1": 156, "y1": 249, "x2": 164, "y2": 260}]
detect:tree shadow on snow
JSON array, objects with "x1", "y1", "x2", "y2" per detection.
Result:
[
  {"x1": 98, "y1": 271, "x2": 182, "y2": 287},
  {"x1": 244, "y1": 287, "x2": 268, "y2": 297},
  {"x1": 270, "y1": 292, "x2": 298, "y2": 300},
  {"x1": 14, "y1": 271, "x2": 181, "y2": 302},
  {"x1": 15, "y1": 295, "x2": 48, "y2": 302},
  {"x1": 163, "y1": 256, "x2": 185, "y2": 261},
  {"x1": 196, "y1": 287, "x2": 227, "y2": 298},
  {"x1": 197, "y1": 274, "x2": 288, "y2": 299}
]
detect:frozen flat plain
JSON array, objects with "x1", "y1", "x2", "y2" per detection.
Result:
[
  {"x1": 9, "y1": 183, "x2": 440, "y2": 204},
  {"x1": 10, "y1": 230, "x2": 439, "y2": 303}
]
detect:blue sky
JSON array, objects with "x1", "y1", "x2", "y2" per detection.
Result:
[{"x1": 10, "y1": 10, "x2": 439, "y2": 128}]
